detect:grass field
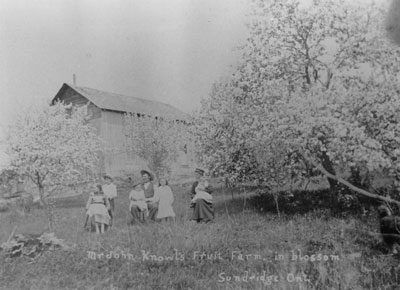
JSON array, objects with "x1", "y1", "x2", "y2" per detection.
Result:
[{"x1": 0, "y1": 182, "x2": 399, "y2": 290}]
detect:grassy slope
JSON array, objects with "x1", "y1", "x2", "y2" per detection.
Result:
[{"x1": 0, "y1": 183, "x2": 399, "y2": 290}]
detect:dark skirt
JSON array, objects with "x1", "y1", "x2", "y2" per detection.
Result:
[
  {"x1": 108, "y1": 198, "x2": 115, "y2": 225},
  {"x1": 108, "y1": 198, "x2": 115, "y2": 211},
  {"x1": 130, "y1": 205, "x2": 145, "y2": 224},
  {"x1": 147, "y1": 202, "x2": 158, "y2": 221},
  {"x1": 191, "y1": 199, "x2": 214, "y2": 223}
]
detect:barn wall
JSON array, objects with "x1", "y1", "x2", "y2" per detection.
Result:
[
  {"x1": 176, "y1": 140, "x2": 196, "y2": 175},
  {"x1": 99, "y1": 110, "x2": 196, "y2": 178},
  {"x1": 55, "y1": 87, "x2": 197, "y2": 178},
  {"x1": 100, "y1": 110, "x2": 148, "y2": 176}
]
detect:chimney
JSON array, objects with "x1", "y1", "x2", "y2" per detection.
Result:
[{"x1": 73, "y1": 74, "x2": 77, "y2": 86}]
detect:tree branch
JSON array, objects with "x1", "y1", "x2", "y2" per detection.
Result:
[{"x1": 302, "y1": 151, "x2": 400, "y2": 207}]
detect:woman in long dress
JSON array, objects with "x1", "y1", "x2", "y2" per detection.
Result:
[
  {"x1": 190, "y1": 168, "x2": 214, "y2": 223},
  {"x1": 86, "y1": 184, "x2": 111, "y2": 234},
  {"x1": 152, "y1": 178, "x2": 175, "y2": 222}
]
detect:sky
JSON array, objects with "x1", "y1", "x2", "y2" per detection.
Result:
[
  {"x1": 0, "y1": 0, "x2": 250, "y2": 167},
  {"x1": 0, "y1": 0, "x2": 249, "y2": 116},
  {"x1": 0, "y1": 0, "x2": 390, "y2": 169}
]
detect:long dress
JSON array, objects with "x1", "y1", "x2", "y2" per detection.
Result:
[
  {"x1": 190, "y1": 180, "x2": 214, "y2": 223},
  {"x1": 86, "y1": 194, "x2": 111, "y2": 225},
  {"x1": 153, "y1": 186, "x2": 175, "y2": 219}
]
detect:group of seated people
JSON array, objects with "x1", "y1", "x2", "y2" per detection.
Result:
[
  {"x1": 84, "y1": 168, "x2": 214, "y2": 234},
  {"x1": 128, "y1": 171, "x2": 175, "y2": 224}
]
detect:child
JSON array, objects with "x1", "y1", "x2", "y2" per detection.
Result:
[
  {"x1": 152, "y1": 178, "x2": 175, "y2": 222},
  {"x1": 102, "y1": 175, "x2": 117, "y2": 226},
  {"x1": 129, "y1": 183, "x2": 148, "y2": 223},
  {"x1": 85, "y1": 184, "x2": 111, "y2": 234},
  {"x1": 191, "y1": 176, "x2": 213, "y2": 204}
]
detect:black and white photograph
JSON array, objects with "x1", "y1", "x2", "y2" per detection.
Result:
[{"x1": 1, "y1": 0, "x2": 400, "y2": 289}]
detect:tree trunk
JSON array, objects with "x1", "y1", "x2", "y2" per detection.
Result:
[
  {"x1": 319, "y1": 151, "x2": 340, "y2": 191},
  {"x1": 39, "y1": 185, "x2": 54, "y2": 231},
  {"x1": 273, "y1": 193, "x2": 281, "y2": 218},
  {"x1": 318, "y1": 151, "x2": 342, "y2": 207}
]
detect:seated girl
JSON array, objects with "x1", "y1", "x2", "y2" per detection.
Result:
[
  {"x1": 129, "y1": 183, "x2": 148, "y2": 224},
  {"x1": 85, "y1": 184, "x2": 111, "y2": 234}
]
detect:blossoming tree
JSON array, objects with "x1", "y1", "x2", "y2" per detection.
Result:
[
  {"x1": 124, "y1": 114, "x2": 190, "y2": 179},
  {"x1": 6, "y1": 102, "x2": 102, "y2": 229},
  {"x1": 194, "y1": 0, "x2": 400, "y2": 205}
]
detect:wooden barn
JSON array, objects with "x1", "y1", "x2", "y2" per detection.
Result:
[{"x1": 51, "y1": 83, "x2": 194, "y2": 177}]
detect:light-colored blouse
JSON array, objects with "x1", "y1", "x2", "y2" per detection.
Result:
[
  {"x1": 192, "y1": 180, "x2": 213, "y2": 203},
  {"x1": 129, "y1": 189, "x2": 147, "y2": 211},
  {"x1": 102, "y1": 183, "x2": 117, "y2": 199}
]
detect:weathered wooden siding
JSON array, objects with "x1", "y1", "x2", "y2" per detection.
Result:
[
  {"x1": 174, "y1": 141, "x2": 196, "y2": 176},
  {"x1": 54, "y1": 86, "x2": 197, "y2": 177},
  {"x1": 55, "y1": 87, "x2": 102, "y2": 120},
  {"x1": 99, "y1": 110, "x2": 196, "y2": 177},
  {"x1": 100, "y1": 110, "x2": 148, "y2": 176}
]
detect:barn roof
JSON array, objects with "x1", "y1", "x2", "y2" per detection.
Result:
[{"x1": 52, "y1": 83, "x2": 189, "y2": 121}]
